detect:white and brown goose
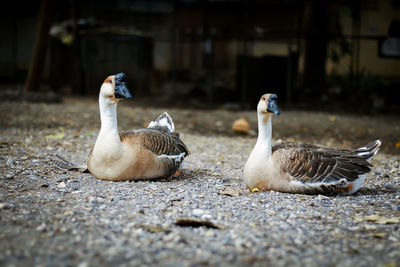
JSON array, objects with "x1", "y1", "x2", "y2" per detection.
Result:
[
  {"x1": 244, "y1": 93, "x2": 381, "y2": 194},
  {"x1": 57, "y1": 72, "x2": 189, "y2": 181}
]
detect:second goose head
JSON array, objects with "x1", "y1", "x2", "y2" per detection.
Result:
[
  {"x1": 100, "y1": 72, "x2": 132, "y2": 105},
  {"x1": 257, "y1": 93, "x2": 281, "y2": 117}
]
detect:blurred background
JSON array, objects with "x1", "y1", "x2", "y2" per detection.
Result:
[{"x1": 1, "y1": 0, "x2": 400, "y2": 112}]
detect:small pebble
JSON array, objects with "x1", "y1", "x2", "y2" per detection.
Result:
[
  {"x1": 35, "y1": 223, "x2": 47, "y2": 232},
  {"x1": 201, "y1": 214, "x2": 212, "y2": 220},
  {"x1": 57, "y1": 182, "x2": 66, "y2": 189},
  {"x1": 384, "y1": 184, "x2": 395, "y2": 190},
  {"x1": 192, "y1": 209, "x2": 204, "y2": 216}
]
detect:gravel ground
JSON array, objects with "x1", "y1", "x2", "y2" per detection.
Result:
[{"x1": 1, "y1": 98, "x2": 400, "y2": 267}]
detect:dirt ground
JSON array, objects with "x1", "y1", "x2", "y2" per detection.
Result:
[
  {"x1": 3, "y1": 97, "x2": 399, "y2": 153},
  {"x1": 0, "y1": 97, "x2": 399, "y2": 266}
]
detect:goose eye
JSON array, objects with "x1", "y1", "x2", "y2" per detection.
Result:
[
  {"x1": 109, "y1": 80, "x2": 112, "y2": 84},
  {"x1": 262, "y1": 97, "x2": 266, "y2": 101}
]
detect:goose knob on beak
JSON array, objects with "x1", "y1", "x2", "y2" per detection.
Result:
[
  {"x1": 267, "y1": 94, "x2": 280, "y2": 115},
  {"x1": 114, "y1": 72, "x2": 132, "y2": 100}
]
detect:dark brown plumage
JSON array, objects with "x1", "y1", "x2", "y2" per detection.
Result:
[
  {"x1": 118, "y1": 127, "x2": 190, "y2": 179},
  {"x1": 272, "y1": 141, "x2": 379, "y2": 186},
  {"x1": 121, "y1": 129, "x2": 189, "y2": 157}
]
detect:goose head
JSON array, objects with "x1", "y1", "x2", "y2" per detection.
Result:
[
  {"x1": 257, "y1": 93, "x2": 281, "y2": 117},
  {"x1": 100, "y1": 72, "x2": 132, "y2": 105}
]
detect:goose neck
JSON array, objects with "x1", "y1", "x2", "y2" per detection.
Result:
[
  {"x1": 98, "y1": 96, "x2": 119, "y2": 138},
  {"x1": 256, "y1": 113, "x2": 272, "y2": 157}
]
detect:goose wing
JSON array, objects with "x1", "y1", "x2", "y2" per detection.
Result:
[
  {"x1": 120, "y1": 129, "x2": 189, "y2": 156},
  {"x1": 272, "y1": 142, "x2": 372, "y2": 183}
]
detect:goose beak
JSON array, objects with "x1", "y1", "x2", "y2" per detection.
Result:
[
  {"x1": 114, "y1": 72, "x2": 132, "y2": 100},
  {"x1": 267, "y1": 94, "x2": 281, "y2": 115}
]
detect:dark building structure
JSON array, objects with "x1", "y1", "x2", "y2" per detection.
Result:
[{"x1": 1, "y1": 0, "x2": 399, "y2": 109}]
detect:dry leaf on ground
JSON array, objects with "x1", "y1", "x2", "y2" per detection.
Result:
[
  {"x1": 218, "y1": 187, "x2": 240, "y2": 197},
  {"x1": 354, "y1": 215, "x2": 400, "y2": 224},
  {"x1": 232, "y1": 118, "x2": 250, "y2": 134}
]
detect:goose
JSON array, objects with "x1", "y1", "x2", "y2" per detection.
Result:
[
  {"x1": 243, "y1": 93, "x2": 381, "y2": 194},
  {"x1": 56, "y1": 72, "x2": 189, "y2": 181}
]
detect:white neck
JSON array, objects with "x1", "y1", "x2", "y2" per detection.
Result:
[
  {"x1": 255, "y1": 113, "x2": 272, "y2": 158},
  {"x1": 95, "y1": 95, "x2": 121, "y2": 148}
]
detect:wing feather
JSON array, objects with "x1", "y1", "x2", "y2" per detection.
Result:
[
  {"x1": 272, "y1": 142, "x2": 372, "y2": 184},
  {"x1": 120, "y1": 129, "x2": 189, "y2": 156}
]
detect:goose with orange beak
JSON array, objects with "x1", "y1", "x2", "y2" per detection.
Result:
[{"x1": 244, "y1": 93, "x2": 381, "y2": 194}]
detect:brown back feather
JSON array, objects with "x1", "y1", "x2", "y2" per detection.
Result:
[
  {"x1": 120, "y1": 129, "x2": 189, "y2": 156},
  {"x1": 272, "y1": 142, "x2": 373, "y2": 183}
]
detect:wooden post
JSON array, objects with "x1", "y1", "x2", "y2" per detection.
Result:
[{"x1": 23, "y1": 0, "x2": 53, "y2": 92}]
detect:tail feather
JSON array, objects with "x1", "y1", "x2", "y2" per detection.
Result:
[
  {"x1": 354, "y1": 140, "x2": 381, "y2": 161},
  {"x1": 290, "y1": 179, "x2": 349, "y2": 194},
  {"x1": 53, "y1": 154, "x2": 88, "y2": 172},
  {"x1": 148, "y1": 112, "x2": 175, "y2": 133}
]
